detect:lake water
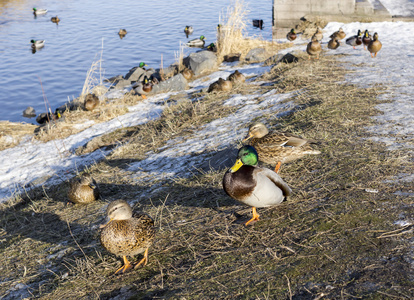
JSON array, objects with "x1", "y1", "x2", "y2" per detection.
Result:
[{"x1": 0, "y1": 0, "x2": 273, "y2": 123}]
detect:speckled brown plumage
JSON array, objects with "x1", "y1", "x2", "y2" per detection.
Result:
[
  {"x1": 228, "y1": 70, "x2": 245, "y2": 84},
  {"x1": 100, "y1": 199, "x2": 155, "y2": 273},
  {"x1": 328, "y1": 38, "x2": 340, "y2": 50},
  {"x1": 368, "y1": 32, "x2": 382, "y2": 58},
  {"x1": 84, "y1": 94, "x2": 99, "y2": 111},
  {"x1": 207, "y1": 78, "x2": 232, "y2": 93},
  {"x1": 330, "y1": 28, "x2": 346, "y2": 40},
  {"x1": 182, "y1": 68, "x2": 194, "y2": 80},
  {"x1": 306, "y1": 36, "x2": 322, "y2": 59},
  {"x1": 68, "y1": 174, "x2": 100, "y2": 204}
]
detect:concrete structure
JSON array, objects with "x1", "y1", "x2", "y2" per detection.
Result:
[{"x1": 273, "y1": 0, "x2": 392, "y2": 38}]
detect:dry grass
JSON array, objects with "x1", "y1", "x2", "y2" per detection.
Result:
[
  {"x1": 216, "y1": 0, "x2": 290, "y2": 63},
  {"x1": 0, "y1": 53, "x2": 413, "y2": 299},
  {"x1": 0, "y1": 121, "x2": 37, "y2": 151}
]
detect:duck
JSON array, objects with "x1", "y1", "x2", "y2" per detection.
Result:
[
  {"x1": 100, "y1": 200, "x2": 155, "y2": 274},
  {"x1": 36, "y1": 109, "x2": 62, "y2": 124},
  {"x1": 31, "y1": 39, "x2": 45, "y2": 49},
  {"x1": 186, "y1": 35, "x2": 206, "y2": 47},
  {"x1": 327, "y1": 37, "x2": 340, "y2": 50},
  {"x1": 312, "y1": 27, "x2": 323, "y2": 42},
  {"x1": 228, "y1": 70, "x2": 245, "y2": 84},
  {"x1": 252, "y1": 19, "x2": 264, "y2": 29},
  {"x1": 362, "y1": 29, "x2": 372, "y2": 50},
  {"x1": 329, "y1": 28, "x2": 346, "y2": 40},
  {"x1": 184, "y1": 26, "x2": 193, "y2": 34},
  {"x1": 306, "y1": 35, "x2": 322, "y2": 60},
  {"x1": 181, "y1": 68, "x2": 194, "y2": 80},
  {"x1": 346, "y1": 29, "x2": 362, "y2": 49},
  {"x1": 138, "y1": 62, "x2": 148, "y2": 70},
  {"x1": 222, "y1": 145, "x2": 292, "y2": 226},
  {"x1": 51, "y1": 16, "x2": 60, "y2": 23},
  {"x1": 207, "y1": 78, "x2": 232, "y2": 93},
  {"x1": 118, "y1": 29, "x2": 127, "y2": 38},
  {"x1": 84, "y1": 94, "x2": 100, "y2": 111},
  {"x1": 243, "y1": 122, "x2": 321, "y2": 173},
  {"x1": 68, "y1": 174, "x2": 100, "y2": 204},
  {"x1": 206, "y1": 43, "x2": 217, "y2": 52},
  {"x1": 368, "y1": 32, "x2": 382, "y2": 58},
  {"x1": 132, "y1": 76, "x2": 153, "y2": 99},
  {"x1": 33, "y1": 8, "x2": 47, "y2": 15},
  {"x1": 286, "y1": 29, "x2": 297, "y2": 41}
]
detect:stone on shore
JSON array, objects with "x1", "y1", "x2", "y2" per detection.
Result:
[
  {"x1": 183, "y1": 50, "x2": 217, "y2": 75},
  {"x1": 245, "y1": 48, "x2": 270, "y2": 63},
  {"x1": 23, "y1": 106, "x2": 36, "y2": 118},
  {"x1": 265, "y1": 52, "x2": 299, "y2": 65},
  {"x1": 150, "y1": 73, "x2": 188, "y2": 94}
]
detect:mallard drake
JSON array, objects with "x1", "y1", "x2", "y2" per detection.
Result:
[
  {"x1": 51, "y1": 16, "x2": 60, "y2": 23},
  {"x1": 286, "y1": 29, "x2": 297, "y2": 41},
  {"x1": 206, "y1": 43, "x2": 217, "y2": 52},
  {"x1": 312, "y1": 27, "x2": 323, "y2": 42},
  {"x1": 132, "y1": 76, "x2": 152, "y2": 99},
  {"x1": 228, "y1": 70, "x2": 245, "y2": 84},
  {"x1": 368, "y1": 32, "x2": 382, "y2": 58},
  {"x1": 36, "y1": 109, "x2": 62, "y2": 124},
  {"x1": 184, "y1": 26, "x2": 193, "y2": 34},
  {"x1": 186, "y1": 35, "x2": 205, "y2": 47},
  {"x1": 252, "y1": 19, "x2": 263, "y2": 29},
  {"x1": 346, "y1": 29, "x2": 362, "y2": 49},
  {"x1": 84, "y1": 94, "x2": 100, "y2": 111},
  {"x1": 327, "y1": 37, "x2": 340, "y2": 50},
  {"x1": 330, "y1": 28, "x2": 346, "y2": 40},
  {"x1": 362, "y1": 30, "x2": 372, "y2": 50},
  {"x1": 31, "y1": 39, "x2": 45, "y2": 49},
  {"x1": 118, "y1": 29, "x2": 127, "y2": 38},
  {"x1": 207, "y1": 78, "x2": 232, "y2": 93},
  {"x1": 243, "y1": 122, "x2": 321, "y2": 172},
  {"x1": 100, "y1": 200, "x2": 155, "y2": 274},
  {"x1": 181, "y1": 68, "x2": 194, "y2": 80},
  {"x1": 68, "y1": 174, "x2": 100, "y2": 204},
  {"x1": 306, "y1": 35, "x2": 322, "y2": 60},
  {"x1": 138, "y1": 62, "x2": 148, "y2": 70},
  {"x1": 33, "y1": 8, "x2": 47, "y2": 15},
  {"x1": 223, "y1": 146, "x2": 292, "y2": 226}
]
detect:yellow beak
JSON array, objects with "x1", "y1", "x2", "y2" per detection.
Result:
[{"x1": 229, "y1": 159, "x2": 243, "y2": 173}]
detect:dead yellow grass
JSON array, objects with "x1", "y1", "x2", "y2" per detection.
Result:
[{"x1": 0, "y1": 121, "x2": 37, "y2": 151}]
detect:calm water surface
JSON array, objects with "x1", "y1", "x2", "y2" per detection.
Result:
[{"x1": 0, "y1": 0, "x2": 273, "y2": 122}]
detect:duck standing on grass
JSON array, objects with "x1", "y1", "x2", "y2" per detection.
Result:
[
  {"x1": 306, "y1": 35, "x2": 322, "y2": 60},
  {"x1": 362, "y1": 30, "x2": 372, "y2": 50},
  {"x1": 223, "y1": 146, "x2": 292, "y2": 226},
  {"x1": 68, "y1": 173, "x2": 100, "y2": 204},
  {"x1": 368, "y1": 32, "x2": 382, "y2": 58},
  {"x1": 243, "y1": 122, "x2": 321, "y2": 173},
  {"x1": 100, "y1": 200, "x2": 155, "y2": 274},
  {"x1": 346, "y1": 29, "x2": 362, "y2": 49}
]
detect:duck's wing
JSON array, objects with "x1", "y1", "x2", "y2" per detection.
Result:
[{"x1": 256, "y1": 168, "x2": 292, "y2": 197}]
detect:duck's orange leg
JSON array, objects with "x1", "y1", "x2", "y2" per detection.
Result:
[
  {"x1": 115, "y1": 255, "x2": 133, "y2": 274},
  {"x1": 134, "y1": 248, "x2": 149, "y2": 268},
  {"x1": 274, "y1": 161, "x2": 282, "y2": 173},
  {"x1": 245, "y1": 207, "x2": 260, "y2": 226},
  {"x1": 141, "y1": 94, "x2": 147, "y2": 99}
]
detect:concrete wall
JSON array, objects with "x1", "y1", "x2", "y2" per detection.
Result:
[{"x1": 274, "y1": 0, "x2": 356, "y2": 27}]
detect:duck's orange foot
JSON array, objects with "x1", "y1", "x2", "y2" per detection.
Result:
[
  {"x1": 274, "y1": 161, "x2": 282, "y2": 173},
  {"x1": 115, "y1": 256, "x2": 133, "y2": 274},
  {"x1": 245, "y1": 207, "x2": 260, "y2": 226},
  {"x1": 141, "y1": 94, "x2": 147, "y2": 99},
  {"x1": 134, "y1": 248, "x2": 149, "y2": 269}
]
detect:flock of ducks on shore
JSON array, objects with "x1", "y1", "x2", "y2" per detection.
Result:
[
  {"x1": 68, "y1": 118, "x2": 320, "y2": 273},
  {"x1": 287, "y1": 27, "x2": 382, "y2": 59}
]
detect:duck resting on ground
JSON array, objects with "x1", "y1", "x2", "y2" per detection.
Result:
[
  {"x1": 68, "y1": 173, "x2": 100, "y2": 204},
  {"x1": 306, "y1": 35, "x2": 322, "y2": 59},
  {"x1": 222, "y1": 145, "x2": 292, "y2": 226},
  {"x1": 132, "y1": 76, "x2": 153, "y2": 99},
  {"x1": 100, "y1": 200, "x2": 155, "y2": 274},
  {"x1": 207, "y1": 78, "x2": 232, "y2": 93},
  {"x1": 243, "y1": 122, "x2": 321, "y2": 173},
  {"x1": 286, "y1": 28, "x2": 297, "y2": 41},
  {"x1": 228, "y1": 70, "x2": 245, "y2": 84},
  {"x1": 328, "y1": 37, "x2": 340, "y2": 50},
  {"x1": 329, "y1": 28, "x2": 346, "y2": 40}
]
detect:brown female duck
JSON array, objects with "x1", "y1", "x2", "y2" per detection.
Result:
[
  {"x1": 228, "y1": 70, "x2": 245, "y2": 84},
  {"x1": 100, "y1": 200, "x2": 155, "y2": 274},
  {"x1": 68, "y1": 174, "x2": 100, "y2": 204},
  {"x1": 243, "y1": 122, "x2": 320, "y2": 172},
  {"x1": 306, "y1": 35, "x2": 322, "y2": 59},
  {"x1": 368, "y1": 32, "x2": 382, "y2": 58}
]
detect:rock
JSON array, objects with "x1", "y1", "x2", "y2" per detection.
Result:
[
  {"x1": 183, "y1": 50, "x2": 217, "y2": 75},
  {"x1": 113, "y1": 78, "x2": 132, "y2": 90},
  {"x1": 223, "y1": 53, "x2": 241, "y2": 62},
  {"x1": 245, "y1": 48, "x2": 270, "y2": 63},
  {"x1": 160, "y1": 64, "x2": 179, "y2": 79},
  {"x1": 265, "y1": 52, "x2": 299, "y2": 65},
  {"x1": 124, "y1": 66, "x2": 146, "y2": 82},
  {"x1": 22, "y1": 106, "x2": 36, "y2": 118},
  {"x1": 104, "y1": 75, "x2": 123, "y2": 83},
  {"x1": 150, "y1": 73, "x2": 188, "y2": 94}
]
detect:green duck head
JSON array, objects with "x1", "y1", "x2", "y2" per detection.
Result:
[
  {"x1": 139, "y1": 62, "x2": 147, "y2": 68},
  {"x1": 357, "y1": 29, "x2": 362, "y2": 36},
  {"x1": 229, "y1": 145, "x2": 258, "y2": 173},
  {"x1": 290, "y1": 28, "x2": 296, "y2": 34},
  {"x1": 200, "y1": 35, "x2": 205, "y2": 41},
  {"x1": 30, "y1": 39, "x2": 36, "y2": 43}
]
